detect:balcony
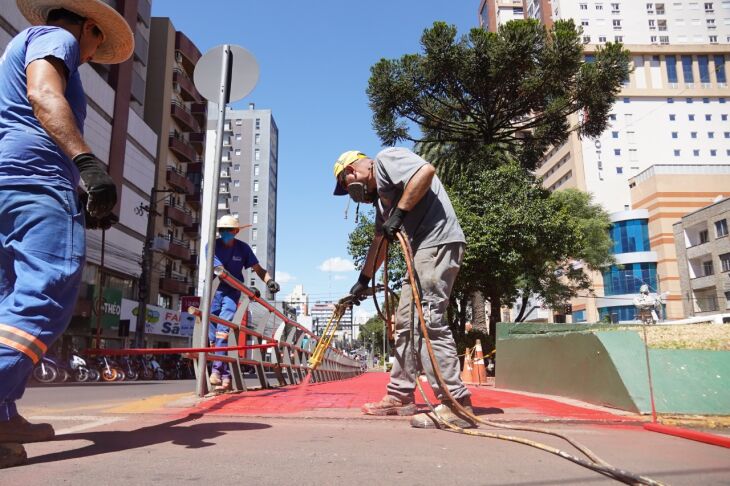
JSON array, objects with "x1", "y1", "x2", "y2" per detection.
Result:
[
  {"x1": 174, "y1": 31, "x2": 201, "y2": 72},
  {"x1": 220, "y1": 171, "x2": 231, "y2": 179},
  {"x1": 166, "y1": 236, "x2": 191, "y2": 261},
  {"x1": 164, "y1": 203, "x2": 193, "y2": 227},
  {"x1": 173, "y1": 68, "x2": 201, "y2": 102},
  {"x1": 165, "y1": 167, "x2": 194, "y2": 194},
  {"x1": 184, "y1": 218, "x2": 199, "y2": 236},
  {"x1": 191, "y1": 101, "x2": 207, "y2": 126},
  {"x1": 187, "y1": 161, "x2": 202, "y2": 174},
  {"x1": 186, "y1": 186, "x2": 201, "y2": 210},
  {"x1": 184, "y1": 252, "x2": 199, "y2": 267},
  {"x1": 170, "y1": 101, "x2": 200, "y2": 133},
  {"x1": 160, "y1": 276, "x2": 190, "y2": 295},
  {"x1": 189, "y1": 132, "x2": 206, "y2": 152},
  {"x1": 168, "y1": 134, "x2": 197, "y2": 163}
]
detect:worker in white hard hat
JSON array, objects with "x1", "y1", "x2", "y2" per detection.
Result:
[{"x1": 208, "y1": 214, "x2": 279, "y2": 391}]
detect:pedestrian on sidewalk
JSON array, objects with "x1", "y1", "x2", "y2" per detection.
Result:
[
  {"x1": 0, "y1": 0, "x2": 133, "y2": 469},
  {"x1": 208, "y1": 215, "x2": 279, "y2": 391},
  {"x1": 332, "y1": 148, "x2": 473, "y2": 429}
]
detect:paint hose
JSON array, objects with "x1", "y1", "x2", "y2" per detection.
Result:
[{"x1": 369, "y1": 232, "x2": 665, "y2": 485}]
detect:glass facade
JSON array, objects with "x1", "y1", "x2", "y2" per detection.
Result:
[
  {"x1": 609, "y1": 219, "x2": 650, "y2": 254},
  {"x1": 698, "y1": 55, "x2": 710, "y2": 83},
  {"x1": 598, "y1": 305, "x2": 637, "y2": 323},
  {"x1": 681, "y1": 55, "x2": 694, "y2": 83},
  {"x1": 602, "y1": 263, "x2": 658, "y2": 296},
  {"x1": 715, "y1": 55, "x2": 726, "y2": 84},
  {"x1": 666, "y1": 55, "x2": 677, "y2": 83},
  {"x1": 572, "y1": 310, "x2": 587, "y2": 323}
]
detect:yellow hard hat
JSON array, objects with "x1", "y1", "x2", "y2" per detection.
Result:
[
  {"x1": 216, "y1": 214, "x2": 240, "y2": 229},
  {"x1": 333, "y1": 150, "x2": 367, "y2": 195}
]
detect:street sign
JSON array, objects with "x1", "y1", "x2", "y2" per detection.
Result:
[{"x1": 193, "y1": 44, "x2": 259, "y2": 103}]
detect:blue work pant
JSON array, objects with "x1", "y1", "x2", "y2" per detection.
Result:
[
  {"x1": 0, "y1": 185, "x2": 85, "y2": 421},
  {"x1": 208, "y1": 290, "x2": 239, "y2": 380}
]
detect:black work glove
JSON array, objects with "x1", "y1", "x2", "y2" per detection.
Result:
[
  {"x1": 80, "y1": 192, "x2": 118, "y2": 230},
  {"x1": 349, "y1": 273, "x2": 370, "y2": 305},
  {"x1": 267, "y1": 279, "x2": 280, "y2": 293},
  {"x1": 74, "y1": 153, "x2": 117, "y2": 218},
  {"x1": 250, "y1": 287, "x2": 261, "y2": 299},
  {"x1": 382, "y1": 207, "x2": 408, "y2": 242}
]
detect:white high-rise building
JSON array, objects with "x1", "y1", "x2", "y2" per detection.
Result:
[{"x1": 285, "y1": 284, "x2": 309, "y2": 318}]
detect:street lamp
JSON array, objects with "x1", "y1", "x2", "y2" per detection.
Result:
[{"x1": 133, "y1": 187, "x2": 186, "y2": 348}]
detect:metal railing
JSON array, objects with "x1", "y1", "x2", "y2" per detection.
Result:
[{"x1": 188, "y1": 268, "x2": 363, "y2": 395}]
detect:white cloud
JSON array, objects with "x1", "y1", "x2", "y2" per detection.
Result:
[
  {"x1": 276, "y1": 271, "x2": 295, "y2": 284},
  {"x1": 318, "y1": 257, "x2": 355, "y2": 273},
  {"x1": 333, "y1": 275, "x2": 347, "y2": 281}
]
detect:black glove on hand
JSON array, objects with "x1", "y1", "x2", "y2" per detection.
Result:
[
  {"x1": 74, "y1": 153, "x2": 117, "y2": 218},
  {"x1": 251, "y1": 287, "x2": 261, "y2": 299},
  {"x1": 382, "y1": 207, "x2": 408, "y2": 241},
  {"x1": 84, "y1": 209, "x2": 119, "y2": 230},
  {"x1": 267, "y1": 279, "x2": 280, "y2": 293},
  {"x1": 349, "y1": 273, "x2": 371, "y2": 305}
]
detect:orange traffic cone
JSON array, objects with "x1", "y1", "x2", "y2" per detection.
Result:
[
  {"x1": 460, "y1": 347, "x2": 474, "y2": 384},
  {"x1": 472, "y1": 339, "x2": 488, "y2": 385}
]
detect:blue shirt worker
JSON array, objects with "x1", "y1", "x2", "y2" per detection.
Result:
[
  {"x1": 0, "y1": 0, "x2": 133, "y2": 469},
  {"x1": 333, "y1": 148, "x2": 472, "y2": 429},
  {"x1": 208, "y1": 215, "x2": 279, "y2": 391}
]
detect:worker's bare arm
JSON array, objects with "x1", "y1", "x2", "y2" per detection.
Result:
[
  {"x1": 26, "y1": 57, "x2": 91, "y2": 159},
  {"x1": 397, "y1": 164, "x2": 435, "y2": 211}
]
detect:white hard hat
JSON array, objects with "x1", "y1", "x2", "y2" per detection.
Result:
[{"x1": 216, "y1": 215, "x2": 240, "y2": 229}]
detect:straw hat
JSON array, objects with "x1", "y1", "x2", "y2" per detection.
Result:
[{"x1": 17, "y1": 0, "x2": 134, "y2": 64}]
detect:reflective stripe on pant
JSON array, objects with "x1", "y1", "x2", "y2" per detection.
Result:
[
  {"x1": 208, "y1": 290, "x2": 239, "y2": 380},
  {"x1": 386, "y1": 242, "x2": 468, "y2": 403},
  {"x1": 0, "y1": 185, "x2": 85, "y2": 421}
]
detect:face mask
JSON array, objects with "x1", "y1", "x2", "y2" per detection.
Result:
[
  {"x1": 220, "y1": 232, "x2": 235, "y2": 244},
  {"x1": 347, "y1": 182, "x2": 375, "y2": 204}
]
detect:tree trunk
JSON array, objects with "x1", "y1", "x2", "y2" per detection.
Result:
[
  {"x1": 471, "y1": 291, "x2": 488, "y2": 332},
  {"x1": 513, "y1": 291, "x2": 530, "y2": 322},
  {"x1": 487, "y1": 292, "x2": 501, "y2": 338}
]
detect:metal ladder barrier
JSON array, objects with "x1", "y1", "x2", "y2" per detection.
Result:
[{"x1": 188, "y1": 267, "x2": 363, "y2": 395}]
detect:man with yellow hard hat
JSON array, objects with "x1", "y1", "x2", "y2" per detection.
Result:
[
  {"x1": 333, "y1": 147, "x2": 472, "y2": 429},
  {"x1": 0, "y1": 0, "x2": 134, "y2": 468},
  {"x1": 208, "y1": 215, "x2": 279, "y2": 391}
]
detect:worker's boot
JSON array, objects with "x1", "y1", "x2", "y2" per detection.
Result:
[
  {"x1": 0, "y1": 415, "x2": 55, "y2": 443},
  {"x1": 0, "y1": 443, "x2": 27, "y2": 469},
  {"x1": 361, "y1": 395, "x2": 417, "y2": 416},
  {"x1": 215, "y1": 377, "x2": 231, "y2": 392},
  {"x1": 209, "y1": 372, "x2": 222, "y2": 386},
  {"x1": 410, "y1": 395, "x2": 476, "y2": 429}
]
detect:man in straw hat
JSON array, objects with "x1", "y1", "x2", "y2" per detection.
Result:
[
  {"x1": 0, "y1": 0, "x2": 133, "y2": 468},
  {"x1": 332, "y1": 148, "x2": 473, "y2": 429},
  {"x1": 208, "y1": 215, "x2": 280, "y2": 392}
]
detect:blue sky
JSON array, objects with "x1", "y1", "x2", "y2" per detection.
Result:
[{"x1": 151, "y1": 1, "x2": 479, "y2": 317}]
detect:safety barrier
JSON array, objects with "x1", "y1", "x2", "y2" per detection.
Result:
[{"x1": 188, "y1": 267, "x2": 363, "y2": 395}]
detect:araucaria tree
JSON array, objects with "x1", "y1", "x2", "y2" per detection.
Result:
[{"x1": 364, "y1": 19, "x2": 628, "y2": 334}]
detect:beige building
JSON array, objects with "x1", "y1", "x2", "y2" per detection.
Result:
[
  {"x1": 144, "y1": 20, "x2": 207, "y2": 312},
  {"x1": 629, "y1": 165, "x2": 730, "y2": 318}
]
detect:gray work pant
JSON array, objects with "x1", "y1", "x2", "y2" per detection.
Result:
[{"x1": 386, "y1": 241, "x2": 469, "y2": 403}]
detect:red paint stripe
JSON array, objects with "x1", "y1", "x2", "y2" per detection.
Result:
[{"x1": 644, "y1": 423, "x2": 730, "y2": 449}]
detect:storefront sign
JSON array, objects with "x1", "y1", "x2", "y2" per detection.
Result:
[
  {"x1": 90, "y1": 287, "x2": 123, "y2": 330},
  {"x1": 120, "y1": 299, "x2": 195, "y2": 337}
]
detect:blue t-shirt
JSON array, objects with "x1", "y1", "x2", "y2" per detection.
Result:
[
  {"x1": 212, "y1": 238, "x2": 258, "y2": 296},
  {"x1": 0, "y1": 27, "x2": 86, "y2": 189}
]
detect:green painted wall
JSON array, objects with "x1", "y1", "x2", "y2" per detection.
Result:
[{"x1": 496, "y1": 323, "x2": 730, "y2": 415}]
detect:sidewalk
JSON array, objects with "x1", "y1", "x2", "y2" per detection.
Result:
[{"x1": 186, "y1": 372, "x2": 642, "y2": 424}]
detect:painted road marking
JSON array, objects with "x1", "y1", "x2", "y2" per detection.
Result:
[{"x1": 29, "y1": 415, "x2": 124, "y2": 435}]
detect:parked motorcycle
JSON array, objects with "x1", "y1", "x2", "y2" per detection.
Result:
[
  {"x1": 68, "y1": 352, "x2": 90, "y2": 382},
  {"x1": 32, "y1": 355, "x2": 60, "y2": 383},
  {"x1": 120, "y1": 356, "x2": 138, "y2": 381}
]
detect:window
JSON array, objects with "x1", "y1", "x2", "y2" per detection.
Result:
[
  {"x1": 711, "y1": 149, "x2": 718, "y2": 156},
  {"x1": 235, "y1": 149, "x2": 241, "y2": 156},
  {"x1": 669, "y1": 114, "x2": 676, "y2": 120},
  {"x1": 694, "y1": 149, "x2": 700, "y2": 156},
  {"x1": 709, "y1": 131, "x2": 715, "y2": 138},
  {"x1": 253, "y1": 180, "x2": 259, "y2": 192},
  {"x1": 583, "y1": 35, "x2": 592, "y2": 43},
  {"x1": 698, "y1": 55, "x2": 711, "y2": 83},
  {"x1": 703, "y1": 260, "x2": 715, "y2": 276},
  {"x1": 612, "y1": 131, "x2": 619, "y2": 138},
  {"x1": 656, "y1": 2, "x2": 666, "y2": 13},
  {"x1": 710, "y1": 35, "x2": 718, "y2": 43},
  {"x1": 716, "y1": 219, "x2": 728, "y2": 237},
  {"x1": 705, "y1": 1, "x2": 715, "y2": 11},
  {"x1": 672, "y1": 131, "x2": 678, "y2": 138},
  {"x1": 252, "y1": 212, "x2": 258, "y2": 224},
  {"x1": 614, "y1": 149, "x2": 622, "y2": 156},
  {"x1": 657, "y1": 19, "x2": 667, "y2": 31},
  {"x1": 234, "y1": 180, "x2": 241, "y2": 187},
  {"x1": 691, "y1": 131, "x2": 698, "y2": 138},
  {"x1": 725, "y1": 132, "x2": 730, "y2": 138},
  {"x1": 580, "y1": 2, "x2": 588, "y2": 9},
  {"x1": 253, "y1": 195, "x2": 258, "y2": 207},
  {"x1": 599, "y1": 35, "x2": 607, "y2": 42},
  {"x1": 616, "y1": 167, "x2": 624, "y2": 174},
  {"x1": 721, "y1": 253, "x2": 730, "y2": 272},
  {"x1": 611, "y1": 2, "x2": 620, "y2": 12},
  {"x1": 660, "y1": 35, "x2": 670, "y2": 44},
  {"x1": 651, "y1": 35, "x2": 658, "y2": 43},
  {"x1": 723, "y1": 114, "x2": 729, "y2": 121},
  {"x1": 703, "y1": 98, "x2": 711, "y2": 103},
  {"x1": 254, "y1": 149, "x2": 261, "y2": 161},
  {"x1": 647, "y1": 2, "x2": 654, "y2": 12},
  {"x1": 251, "y1": 245, "x2": 257, "y2": 255},
  {"x1": 615, "y1": 35, "x2": 624, "y2": 42},
  {"x1": 674, "y1": 149, "x2": 681, "y2": 156},
  {"x1": 610, "y1": 114, "x2": 617, "y2": 120},
  {"x1": 682, "y1": 55, "x2": 695, "y2": 84},
  {"x1": 666, "y1": 55, "x2": 678, "y2": 83},
  {"x1": 234, "y1": 164, "x2": 241, "y2": 171},
  {"x1": 700, "y1": 229, "x2": 709, "y2": 243},
  {"x1": 623, "y1": 97, "x2": 630, "y2": 103},
  {"x1": 689, "y1": 114, "x2": 695, "y2": 120},
  {"x1": 707, "y1": 18, "x2": 716, "y2": 29},
  {"x1": 254, "y1": 164, "x2": 260, "y2": 176},
  {"x1": 252, "y1": 229, "x2": 257, "y2": 241},
  {"x1": 596, "y1": 3, "x2": 604, "y2": 9},
  {"x1": 255, "y1": 118, "x2": 261, "y2": 129},
  {"x1": 236, "y1": 134, "x2": 242, "y2": 141},
  {"x1": 235, "y1": 119, "x2": 242, "y2": 126},
  {"x1": 232, "y1": 195, "x2": 239, "y2": 203},
  {"x1": 613, "y1": 19, "x2": 622, "y2": 29},
  {"x1": 648, "y1": 19, "x2": 656, "y2": 28},
  {"x1": 715, "y1": 55, "x2": 727, "y2": 84},
  {"x1": 687, "y1": 97, "x2": 694, "y2": 103}
]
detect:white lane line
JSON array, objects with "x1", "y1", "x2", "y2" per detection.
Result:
[{"x1": 29, "y1": 415, "x2": 124, "y2": 435}]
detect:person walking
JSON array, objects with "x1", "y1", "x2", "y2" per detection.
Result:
[
  {"x1": 208, "y1": 215, "x2": 279, "y2": 391},
  {"x1": 332, "y1": 148, "x2": 472, "y2": 429},
  {"x1": 0, "y1": 0, "x2": 133, "y2": 468}
]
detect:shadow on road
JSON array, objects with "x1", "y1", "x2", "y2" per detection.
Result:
[{"x1": 28, "y1": 413, "x2": 270, "y2": 465}]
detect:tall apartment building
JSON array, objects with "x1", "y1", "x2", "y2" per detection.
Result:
[
  {"x1": 285, "y1": 285, "x2": 310, "y2": 318},
  {"x1": 144, "y1": 18, "x2": 207, "y2": 312},
  {"x1": 478, "y1": 0, "x2": 526, "y2": 31},
  {"x1": 0, "y1": 1, "x2": 159, "y2": 348},
  {"x1": 200, "y1": 104, "x2": 279, "y2": 297}
]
